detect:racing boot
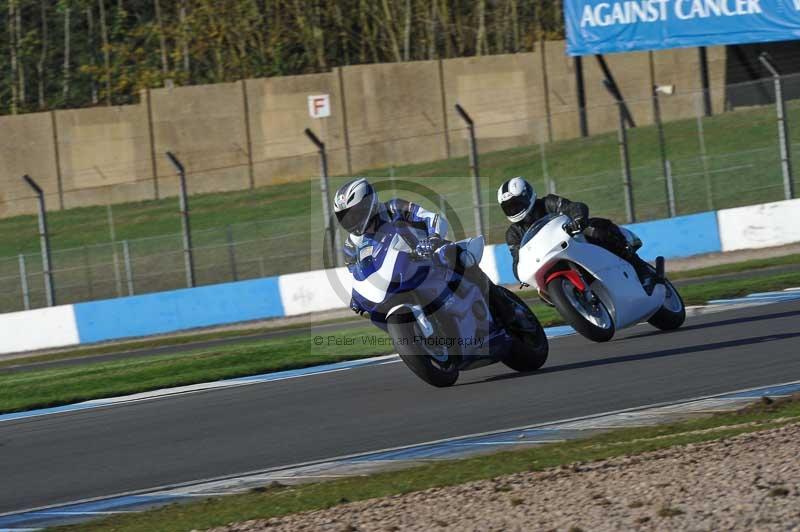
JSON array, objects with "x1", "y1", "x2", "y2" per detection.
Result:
[
  {"x1": 623, "y1": 247, "x2": 661, "y2": 295},
  {"x1": 457, "y1": 251, "x2": 518, "y2": 332}
]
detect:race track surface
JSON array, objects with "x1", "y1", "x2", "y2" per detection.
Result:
[{"x1": 1, "y1": 300, "x2": 799, "y2": 514}]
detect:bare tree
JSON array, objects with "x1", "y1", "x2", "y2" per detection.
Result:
[
  {"x1": 402, "y1": 0, "x2": 411, "y2": 61},
  {"x1": 476, "y1": 0, "x2": 488, "y2": 56},
  {"x1": 179, "y1": 0, "x2": 190, "y2": 77},
  {"x1": 86, "y1": 5, "x2": 97, "y2": 103},
  {"x1": 61, "y1": 0, "x2": 71, "y2": 103},
  {"x1": 97, "y1": 0, "x2": 111, "y2": 105},
  {"x1": 38, "y1": 0, "x2": 49, "y2": 109},
  {"x1": 15, "y1": 0, "x2": 25, "y2": 107},
  {"x1": 8, "y1": 0, "x2": 18, "y2": 114},
  {"x1": 381, "y1": 0, "x2": 402, "y2": 62},
  {"x1": 154, "y1": 0, "x2": 168, "y2": 75}
]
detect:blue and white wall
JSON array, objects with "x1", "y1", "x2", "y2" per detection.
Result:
[{"x1": 2, "y1": 198, "x2": 799, "y2": 355}]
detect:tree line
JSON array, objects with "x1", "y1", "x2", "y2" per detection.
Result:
[{"x1": 1, "y1": 0, "x2": 565, "y2": 115}]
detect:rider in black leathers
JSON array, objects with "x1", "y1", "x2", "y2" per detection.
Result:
[{"x1": 499, "y1": 177, "x2": 655, "y2": 287}]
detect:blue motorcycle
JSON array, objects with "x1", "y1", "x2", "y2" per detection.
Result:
[{"x1": 350, "y1": 221, "x2": 549, "y2": 387}]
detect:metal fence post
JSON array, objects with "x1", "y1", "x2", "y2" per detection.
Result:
[
  {"x1": 108, "y1": 205, "x2": 123, "y2": 297},
  {"x1": 226, "y1": 225, "x2": 238, "y2": 282},
  {"x1": 694, "y1": 94, "x2": 714, "y2": 211},
  {"x1": 83, "y1": 246, "x2": 93, "y2": 300},
  {"x1": 166, "y1": 151, "x2": 196, "y2": 288},
  {"x1": 665, "y1": 160, "x2": 677, "y2": 218},
  {"x1": 454, "y1": 104, "x2": 484, "y2": 237},
  {"x1": 759, "y1": 53, "x2": 795, "y2": 200},
  {"x1": 304, "y1": 128, "x2": 341, "y2": 267},
  {"x1": 653, "y1": 85, "x2": 676, "y2": 217},
  {"x1": 698, "y1": 47, "x2": 713, "y2": 117},
  {"x1": 18, "y1": 254, "x2": 30, "y2": 310},
  {"x1": 21, "y1": 175, "x2": 55, "y2": 306},
  {"x1": 603, "y1": 82, "x2": 635, "y2": 224},
  {"x1": 122, "y1": 240, "x2": 135, "y2": 295}
]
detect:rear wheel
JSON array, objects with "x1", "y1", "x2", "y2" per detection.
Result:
[
  {"x1": 548, "y1": 276, "x2": 615, "y2": 342},
  {"x1": 648, "y1": 278, "x2": 686, "y2": 330},
  {"x1": 387, "y1": 312, "x2": 459, "y2": 387},
  {"x1": 496, "y1": 287, "x2": 549, "y2": 372}
]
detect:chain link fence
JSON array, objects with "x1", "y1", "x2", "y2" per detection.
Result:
[{"x1": 1, "y1": 74, "x2": 799, "y2": 314}]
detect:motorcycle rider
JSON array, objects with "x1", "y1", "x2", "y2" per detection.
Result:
[
  {"x1": 333, "y1": 178, "x2": 518, "y2": 328},
  {"x1": 498, "y1": 176, "x2": 657, "y2": 289}
]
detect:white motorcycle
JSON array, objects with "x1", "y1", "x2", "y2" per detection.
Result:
[{"x1": 517, "y1": 214, "x2": 685, "y2": 342}]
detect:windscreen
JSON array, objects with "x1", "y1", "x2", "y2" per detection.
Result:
[{"x1": 519, "y1": 214, "x2": 558, "y2": 248}]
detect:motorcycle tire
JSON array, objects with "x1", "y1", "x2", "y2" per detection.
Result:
[
  {"x1": 386, "y1": 311, "x2": 459, "y2": 388},
  {"x1": 496, "y1": 287, "x2": 549, "y2": 372},
  {"x1": 648, "y1": 277, "x2": 686, "y2": 330},
  {"x1": 547, "y1": 277, "x2": 615, "y2": 342}
]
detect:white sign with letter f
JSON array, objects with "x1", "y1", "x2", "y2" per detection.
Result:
[{"x1": 308, "y1": 94, "x2": 331, "y2": 119}]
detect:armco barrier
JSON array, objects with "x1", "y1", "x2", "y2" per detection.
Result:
[
  {"x1": 0, "y1": 306, "x2": 79, "y2": 354},
  {"x1": 718, "y1": 198, "x2": 800, "y2": 252},
  {"x1": 73, "y1": 277, "x2": 283, "y2": 344},
  {"x1": 491, "y1": 211, "x2": 723, "y2": 285},
  {"x1": 0, "y1": 201, "x2": 796, "y2": 354}
]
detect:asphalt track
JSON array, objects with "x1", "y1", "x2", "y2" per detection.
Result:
[{"x1": 1, "y1": 299, "x2": 800, "y2": 515}]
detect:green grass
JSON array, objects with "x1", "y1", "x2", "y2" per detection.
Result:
[
  {"x1": 2, "y1": 100, "x2": 798, "y2": 311},
  {"x1": 669, "y1": 253, "x2": 800, "y2": 280},
  {"x1": 0, "y1": 326, "x2": 387, "y2": 414},
  {"x1": 3, "y1": 269, "x2": 800, "y2": 416},
  {"x1": 55, "y1": 395, "x2": 800, "y2": 532},
  {"x1": 0, "y1": 315, "x2": 359, "y2": 371}
]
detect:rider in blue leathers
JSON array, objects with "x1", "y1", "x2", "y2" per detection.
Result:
[
  {"x1": 341, "y1": 197, "x2": 449, "y2": 269},
  {"x1": 333, "y1": 178, "x2": 516, "y2": 327}
]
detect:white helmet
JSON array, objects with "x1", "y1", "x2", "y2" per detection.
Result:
[
  {"x1": 497, "y1": 177, "x2": 537, "y2": 223},
  {"x1": 333, "y1": 178, "x2": 379, "y2": 236}
]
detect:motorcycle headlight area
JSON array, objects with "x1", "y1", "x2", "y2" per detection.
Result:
[
  {"x1": 391, "y1": 235, "x2": 413, "y2": 253},
  {"x1": 358, "y1": 245, "x2": 374, "y2": 262}
]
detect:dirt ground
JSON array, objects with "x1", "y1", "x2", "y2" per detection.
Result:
[{"x1": 206, "y1": 422, "x2": 800, "y2": 532}]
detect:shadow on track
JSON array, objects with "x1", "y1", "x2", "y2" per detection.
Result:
[
  {"x1": 463, "y1": 329, "x2": 800, "y2": 386},
  {"x1": 622, "y1": 309, "x2": 800, "y2": 341}
]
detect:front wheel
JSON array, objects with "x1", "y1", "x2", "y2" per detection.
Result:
[
  {"x1": 495, "y1": 287, "x2": 549, "y2": 372},
  {"x1": 648, "y1": 278, "x2": 686, "y2": 330},
  {"x1": 548, "y1": 276, "x2": 615, "y2": 342},
  {"x1": 387, "y1": 312, "x2": 459, "y2": 387}
]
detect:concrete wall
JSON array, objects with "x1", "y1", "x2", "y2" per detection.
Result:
[
  {"x1": 442, "y1": 53, "x2": 546, "y2": 156},
  {"x1": 56, "y1": 105, "x2": 156, "y2": 208},
  {"x1": 150, "y1": 82, "x2": 252, "y2": 197},
  {"x1": 246, "y1": 72, "x2": 349, "y2": 186},
  {"x1": 1, "y1": 41, "x2": 730, "y2": 218},
  {"x1": 0, "y1": 112, "x2": 60, "y2": 217},
  {"x1": 344, "y1": 60, "x2": 449, "y2": 170}
]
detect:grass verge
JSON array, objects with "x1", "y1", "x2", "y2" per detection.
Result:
[
  {"x1": 2, "y1": 270, "x2": 799, "y2": 415},
  {"x1": 55, "y1": 395, "x2": 800, "y2": 532},
  {"x1": 668, "y1": 253, "x2": 800, "y2": 280},
  {"x1": 0, "y1": 315, "x2": 359, "y2": 371}
]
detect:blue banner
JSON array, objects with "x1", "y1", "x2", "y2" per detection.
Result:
[{"x1": 565, "y1": 0, "x2": 800, "y2": 56}]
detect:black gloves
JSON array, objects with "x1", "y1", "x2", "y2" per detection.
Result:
[
  {"x1": 564, "y1": 217, "x2": 587, "y2": 235},
  {"x1": 350, "y1": 298, "x2": 369, "y2": 318},
  {"x1": 414, "y1": 234, "x2": 444, "y2": 258}
]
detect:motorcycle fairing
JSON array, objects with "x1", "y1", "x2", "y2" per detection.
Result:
[
  {"x1": 350, "y1": 224, "x2": 514, "y2": 363},
  {"x1": 518, "y1": 215, "x2": 666, "y2": 330}
]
